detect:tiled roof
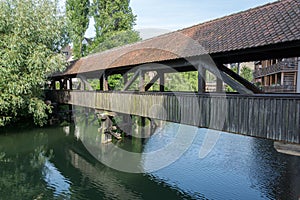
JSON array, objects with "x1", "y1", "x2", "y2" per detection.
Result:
[{"x1": 57, "y1": 0, "x2": 300, "y2": 76}]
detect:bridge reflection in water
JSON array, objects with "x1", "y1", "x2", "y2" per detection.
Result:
[
  {"x1": 1, "y1": 118, "x2": 299, "y2": 199},
  {"x1": 55, "y1": 116, "x2": 300, "y2": 200}
]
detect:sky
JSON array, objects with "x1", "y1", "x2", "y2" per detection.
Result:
[{"x1": 81, "y1": 0, "x2": 277, "y2": 39}]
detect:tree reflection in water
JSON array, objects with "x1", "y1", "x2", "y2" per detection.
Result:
[
  {"x1": 0, "y1": 117, "x2": 299, "y2": 200},
  {"x1": 0, "y1": 131, "x2": 65, "y2": 199}
]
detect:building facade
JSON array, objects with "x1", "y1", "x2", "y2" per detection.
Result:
[
  {"x1": 253, "y1": 57, "x2": 300, "y2": 93},
  {"x1": 61, "y1": 45, "x2": 73, "y2": 62}
]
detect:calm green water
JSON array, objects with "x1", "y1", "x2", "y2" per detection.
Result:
[{"x1": 0, "y1": 121, "x2": 300, "y2": 200}]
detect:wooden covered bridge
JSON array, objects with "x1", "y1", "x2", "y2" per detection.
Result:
[{"x1": 47, "y1": 0, "x2": 300, "y2": 144}]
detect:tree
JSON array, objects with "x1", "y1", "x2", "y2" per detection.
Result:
[
  {"x1": 90, "y1": 0, "x2": 139, "y2": 52},
  {"x1": 89, "y1": 30, "x2": 141, "y2": 54},
  {"x1": 87, "y1": 0, "x2": 141, "y2": 89},
  {"x1": 0, "y1": 0, "x2": 67, "y2": 126},
  {"x1": 66, "y1": 0, "x2": 89, "y2": 58},
  {"x1": 225, "y1": 65, "x2": 254, "y2": 92},
  {"x1": 240, "y1": 66, "x2": 253, "y2": 82},
  {"x1": 165, "y1": 72, "x2": 198, "y2": 92}
]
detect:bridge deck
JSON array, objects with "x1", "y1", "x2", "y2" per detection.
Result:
[{"x1": 46, "y1": 90, "x2": 300, "y2": 144}]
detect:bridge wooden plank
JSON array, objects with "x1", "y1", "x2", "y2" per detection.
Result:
[
  {"x1": 46, "y1": 90, "x2": 300, "y2": 144},
  {"x1": 199, "y1": 96, "x2": 205, "y2": 127},
  {"x1": 289, "y1": 99, "x2": 297, "y2": 143},
  {"x1": 248, "y1": 97, "x2": 254, "y2": 137},
  {"x1": 275, "y1": 99, "x2": 282, "y2": 141},
  {"x1": 269, "y1": 98, "x2": 276, "y2": 140},
  {"x1": 296, "y1": 101, "x2": 300, "y2": 144}
]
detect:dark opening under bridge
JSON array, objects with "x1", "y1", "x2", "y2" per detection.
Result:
[{"x1": 47, "y1": 0, "x2": 300, "y2": 144}]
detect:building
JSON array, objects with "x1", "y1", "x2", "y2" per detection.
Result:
[
  {"x1": 253, "y1": 57, "x2": 300, "y2": 93},
  {"x1": 61, "y1": 45, "x2": 73, "y2": 62}
]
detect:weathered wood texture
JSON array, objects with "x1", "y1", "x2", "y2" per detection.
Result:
[{"x1": 46, "y1": 90, "x2": 300, "y2": 144}]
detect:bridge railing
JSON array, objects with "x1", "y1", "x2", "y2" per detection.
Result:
[{"x1": 45, "y1": 90, "x2": 300, "y2": 144}]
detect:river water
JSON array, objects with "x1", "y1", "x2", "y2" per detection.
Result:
[{"x1": 0, "y1": 119, "x2": 300, "y2": 200}]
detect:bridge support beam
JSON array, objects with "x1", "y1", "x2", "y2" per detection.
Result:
[
  {"x1": 297, "y1": 57, "x2": 300, "y2": 93},
  {"x1": 69, "y1": 78, "x2": 73, "y2": 90},
  {"x1": 197, "y1": 66, "x2": 206, "y2": 93},
  {"x1": 145, "y1": 73, "x2": 160, "y2": 91},
  {"x1": 159, "y1": 72, "x2": 165, "y2": 92},
  {"x1": 121, "y1": 114, "x2": 133, "y2": 136},
  {"x1": 123, "y1": 70, "x2": 140, "y2": 91},
  {"x1": 216, "y1": 78, "x2": 223, "y2": 93},
  {"x1": 99, "y1": 76, "x2": 104, "y2": 91},
  {"x1": 50, "y1": 79, "x2": 55, "y2": 90},
  {"x1": 59, "y1": 79, "x2": 63, "y2": 90},
  {"x1": 123, "y1": 73, "x2": 128, "y2": 87},
  {"x1": 144, "y1": 71, "x2": 165, "y2": 92},
  {"x1": 216, "y1": 63, "x2": 262, "y2": 93},
  {"x1": 103, "y1": 72, "x2": 109, "y2": 91},
  {"x1": 139, "y1": 70, "x2": 145, "y2": 92}
]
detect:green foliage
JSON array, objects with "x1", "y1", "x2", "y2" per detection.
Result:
[
  {"x1": 83, "y1": 0, "x2": 141, "y2": 89},
  {"x1": 240, "y1": 66, "x2": 253, "y2": 82},
  {"x1": 225, "y1": 65, "x2": 253, "y2": 92},
  {"x1": 92, "y1": 0, "x2": 136, "y2": 40},
  {"x1": 0, "y1": 132, "x2": 54, "y2": 199},
  {"x1": 77, "y1": 0, "x2": 140, "y2": 89},
  {"x1": 90, "y1": 0, "x2": 140, "y2": 53},
  {"x1": 89, "y1": 30, "x2": 141, "y2": 53},
  {"x1": 0, "y1": 0, "x2": 67, "y2": 126},
  {"x1": 88, "y1": 79, "x2": 100, "y2": 90},
  {"x1": 66, "y1": 0, "x2": 90, "y2": 58},
  {"x1": 108, "y1": 74, "x2": 124, "y2": 90},
  {"x1": 165, "y1": 72, "x2": 198, "y2": 92}
]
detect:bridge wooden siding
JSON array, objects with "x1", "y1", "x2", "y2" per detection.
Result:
[{"x1": 47, "y1": 90, "x2": 300, "y2": 144}]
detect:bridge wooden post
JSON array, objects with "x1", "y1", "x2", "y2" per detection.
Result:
[
  {"x1": 159, "y1": 72, "x2": 165, "y2": 92},
  {"x1": 140, "y1": 117, "x2": 147, "y2": 140},
  {"x1": 139, "y1": 70, "x2": 145, "y2": 92},
  {"x1": 121, "y1": 114, "x2": 132, "y2": 136},
  {"x1": 69, "y1": 78, "x2": 73, "y2": 90},
  {"x1": 281, "y1": 73, "x2": 284, "y2": 86},
  {"x1": 197, "y1": 66, "x2": 206, "y2": 93},
  {"x1": 62, "y1": 78, "x2": 68, "y2": 90},
  {"x1": 297, "y1": 58, "x2": 300, "y2": 93},
  {"x1": 64, "y1": 79, "x2": 67, "y2": 90},
  {"x1": 50, "y1": 79, "x2": 55, "y2": 90},
  {"x1": 82, "y1": 81, "x2": 86, "y2": 90},
  {"x1": 59, "y1": 79, "x2": 63, "y2": 90},
  {"x1": 216, "y1": 78, "x2": 223, "y2": 92},
  {"x1": 123, "y1": 73, "x2": 128, "y2": 87},
  {"x1": 99, "y1": 75, "x2": 104, "y2": 91},
  {"x1": 68, "y1": 104, "x2": 73, "y2": 122},
  {"x1": 78, "y1": 76, "x2": 86, "y2": 90},
  {"x1": 103, "y1": 72, "x2": 109, "y2": 91}
]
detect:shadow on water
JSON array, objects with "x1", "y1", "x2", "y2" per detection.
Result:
[
  {"x1": 249, "y1": 139, "x2": 300, "y2": 200},
  {"x1": 0, "y1": 115, "x2": 299, "y2": 199}
]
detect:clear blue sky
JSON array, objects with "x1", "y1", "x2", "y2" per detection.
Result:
[{"x1": 83, "y1": 0, "x2": 277, "y2": 39}]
